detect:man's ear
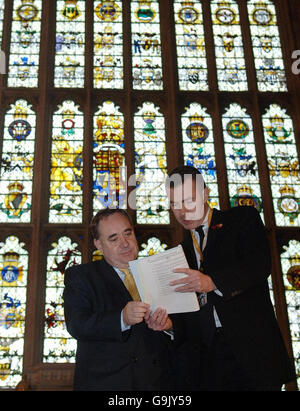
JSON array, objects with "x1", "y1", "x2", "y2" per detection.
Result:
[
  {"x1": 94, "y1": 238, "x2": 103, "y2": 252},
  {"x1": 204, "y1": 187, "x2": 209, "y2": 203}
]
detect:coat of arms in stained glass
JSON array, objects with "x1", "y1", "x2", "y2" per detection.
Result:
[
  {"x1": 262, "y1": 104, "x2": 299, "y2": 226},
  {"x1": 0, "y1": 100, "x2": 36, "y2": 223},
  {"x1": 54, "y1": 0, "x2": 85, "y2": 88},
  {"x1": 94, "y1": 0, "x2": 123, "y2": 89},
  {"x1": 49, "y1": 101, "x2": 84, "y2": 223},
  {"x1": 134, "y1": 102, "x2": 169, "y2": 224},
  {"x1": 8, "y1": 0, "x2": 42, "y2": 88},
  {"x1": 43, "y1": 237, "x2": 81, "y2": 363},
  {"x1": 222, "y1": 103, "x2": 263, "y2": 216},
  {"x1": 93, "y1": 101, "x2": 126, "y2": 212},
  {"x1": 247, "y1": 0, "x2": 287, "y2": 92},
  {"x1": 131, "y1": 0, "x2": 163, "y2": 90},
  {"x1": 181, "y1": 103, "x2": 219, "y2": 209},
  {"x1": 211, "y1": 0, "x2": 248, "y2": 91},
  {"x1": 0, "y1": 236, "x2": 27, "y2": 388},
  {"x1": 174, "y1": 0, "x2": 208, "y2": 91}
]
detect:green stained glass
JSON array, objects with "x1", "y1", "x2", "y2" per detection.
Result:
[
  {"x1": 8, "y1": 0, "x2": 42, "y2": 88},
  {"x1": 54, "y1": 0, "x2": 85, "y2": 88},
  {"x1": 181, "y1": 103, "x2": 219, "y2": 209},
  {"x1": 131, "y1": 0, "x2": 163, "y2": 90},
  {"x1": 94, "y1": 0, "x2": 123, "y2": 89},
  {"x1": 222, "y1": 103, "x2": 263, "y2": 217},
  {"x1": 174, "y1": 0, "x2": 208, "y2": 91},
  {"x1": 43, "y1": 237, "x2": 81, "y2": 363},
  {"x1": 211, "y1": 0, "x2": 247, "y2": 91},
  {"x1": 262, "y1": 104, "x2": 299, "y2": 226},
  {"x1": 0, "y1": 100, "x2": 36, "y2": 223},
  {"x1": 134, "y1": 102, "x2": 169, "y2": 224},
  {"x1": 138, "y1": 237, "x2": 167, "y2": 258},
  {"x1": 247, "y1": 0, "x2": 287, "y2": 92},
  {"x1": 49, "y1": 101, "x2": 84, "y2": 223},
  {"x1": 280, "y1": 240, "x2": 300, "y2": 389},
  {"x1": 93, "y1": 101, "x2": 126, "y2": 212},
  {"x1": 0, "y1": 236, "x2": 27, "y2": 388}
]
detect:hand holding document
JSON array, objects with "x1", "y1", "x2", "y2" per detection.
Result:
[{"x1": 129, "y1": 245, "x2": 200, "y2": 314}]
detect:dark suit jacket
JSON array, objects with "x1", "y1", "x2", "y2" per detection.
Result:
[
  {"x1": 171, "y1": 206, "x2": 295, "y2": 388},
  {"x1": 63, "y1": 258, "x2": 172, "y2": 391}
]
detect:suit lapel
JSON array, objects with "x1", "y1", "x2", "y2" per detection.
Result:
[
  {"x1": 203, "y1": 209, "x2": 223, "y2": 261},
  {"x1": 182, "y1": 232, "x2": 198, "y2": 270},
  {"x1": 95, "y1": 259, "x2": 133, "y2": 302}
]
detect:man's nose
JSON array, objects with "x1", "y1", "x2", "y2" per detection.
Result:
[{"x1": 120, "y1": 235, "x2": 129, "y2": 247}]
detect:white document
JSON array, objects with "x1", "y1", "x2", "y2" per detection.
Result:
[{"x1": 129, "y1": 245, "x2": 200, "y2": 314}]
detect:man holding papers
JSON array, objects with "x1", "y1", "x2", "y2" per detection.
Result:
[
  {"x1": 166, "y1": 165, "x2": 295, "y2": 391},
  {"x1": 63, "y1": 208, "x2": 173, "y2": 391}
]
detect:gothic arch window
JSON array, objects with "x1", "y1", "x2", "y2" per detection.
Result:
[{"x1": 0, "y1": 0, "x2": 298, "y2": 390}]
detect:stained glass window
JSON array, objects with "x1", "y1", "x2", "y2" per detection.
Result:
[
  {"x1": 8, "y1": 0, "x2": 42, "y2": 88},
  {"x1": 280, "y1": 240, "x2": 300, "y2": 389},
  {"x1": 211, "y1": 0, "x2": 247, "y2": 91},
  {"x1": 138, "y1": 237, "x2": 167, "y2": 258},
  {"x1": 94, "y1": 0, "x2": 123, "y2": 89},
  {"x1": 181, "y1": 103, "x2": 219, "y2": 209},
  {"x1": 134, "y1": 102, "x2": 169, "y2": 224},
  {"x1": 43, "y1": 237, "x2": 81, "y2": 363},
  {"x1": 248, "y1": 0, "x2": 287, "y2": 92},
  {"x1": 54, "y1": 0, "x2": 85, "y2": 88},
  {"x1": 0, "y1": 100, "x2": 36, "y2": 223},
  {"x1": 131, "y1": 0, "x2": 163, "y2": 90},
  {"x1": 174, "y1": 0, "x2": 208, "y2": 91},
  {"x1": 49, "y1": 101, "x2": 84, "y2": 223},
  {"x1": 93, "y1": 101, "x2": 126, "y2": 212},
  {"x1": 0, "y1": 236, "x2": 27, "y2": 388},
  {"x1": 0, "y1": 0, "x2": 4, "y2": 44},
  {"x1": 262, "y1": 104, "x2": 299, "y2": 227},
  {"x1": 222, "y1": 103, "x2": 263, "y2": 216}
]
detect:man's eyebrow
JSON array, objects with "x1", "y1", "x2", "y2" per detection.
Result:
[{"x1": 107, "y1": 233, "x2": 118, "y2": 240}]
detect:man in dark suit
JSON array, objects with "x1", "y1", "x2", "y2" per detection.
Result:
[
  {"x1": 63, "y1": 208, "x2": 172, "y2": 391},
  {"x1": 165, "y1": 165, "x2": 296, "y2": 391}
]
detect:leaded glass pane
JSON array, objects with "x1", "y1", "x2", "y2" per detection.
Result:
[
  {"x1": 262, "y1": 104, "x2": 299, "y2": 226},
  {"x1": 0, "y1": 100, "x2": 36, "y2": 223},
  {"x1": 8, "y1": 0, "x2": 42, "y2": 88},
  {"x1": 54, "y1": 0, "x2": 85, "y2": 88},
  {"x1": 0, "y1": 0, "x2": 5, "y2": 45},
  {"x1": 131, "y1": 0, "x2": 163, "y2": 90},
  {"x1": 174, "y1": 0, "x2": 208, "y2": 91},
  {"x1": 280, "y1": 240, "x2": 300, "y2": 389},
  {"x1": 223, "y1": 103, "x2": 263, "y2": 217},
  {"x1": 211, "y1": 0, "x2": 247, "y2": 91},
  {"x1": 43, "y1": 237, "x2": 81, "y2": 363},
  {"x1": 181, "y1": 103, "x2": 219, "y2": 209},
  {"x1": 247, "y1": 0, "x2": 287, "y2": 92},
  {"x1": 93, "y1": 101, "x2": 126, "y2": 212},
  {"x1": 0, "y1": 236, "x2": 27, "y2": 388},
  {"x1": 49, "y1": 101, "x2": 84, "y2": 223},
  {"x1": 138, "y1": 237, "x2": 168, "y2": 258},
  {"x1": 94, "y1": 0, "x2": 123, "y2": 89},
  {"x1": 134, "y1": 102, "x2": 169, "y2": 224}
]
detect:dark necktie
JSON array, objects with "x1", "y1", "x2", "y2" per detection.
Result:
[
  {"x1": 195, "y1": 226, "x2": 216, "y2": 346},
  {"x1": 195, "y1": 225, "x2": 205, "y2": 251}
]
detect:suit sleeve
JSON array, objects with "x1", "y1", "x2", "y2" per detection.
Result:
[
  {"x1": 63, "y1": 265, "x2": 125, "y2": 342},
  {"x1": 208, "y1": 207, "x2": 271, "y2": 300}
]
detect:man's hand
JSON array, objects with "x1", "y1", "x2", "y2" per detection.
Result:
[
  {"x1": 123, "y1": 301, "x2": 150, "y2": 326},
  {"x1": 170, "y1": 268, "x2": 217, "y2": 293},
  {"x1": 145, "y1": 307, "x2": 173, "y2": 331}
]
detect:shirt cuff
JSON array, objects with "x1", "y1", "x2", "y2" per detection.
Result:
[{"x1": 121, "y1": 309, "x2": 131, "y2": 332}]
